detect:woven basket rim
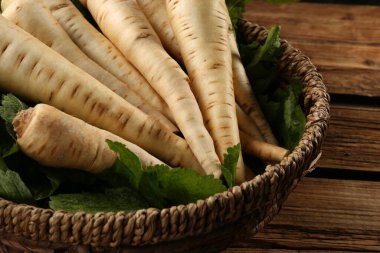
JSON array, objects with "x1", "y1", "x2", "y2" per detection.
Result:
[{"x1": 0, "y1": 20, "x2": 330, "y2": 250}]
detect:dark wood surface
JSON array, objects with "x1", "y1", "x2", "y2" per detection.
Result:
[{"x1": 223, "y1": 1, "x2": 380, "y2": 252}]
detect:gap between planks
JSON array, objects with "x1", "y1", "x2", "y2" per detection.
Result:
[
  {"x1": 222, "y1": 177, "x2": 380, "y2": 252},
  {"x1": 244, "y1": 0, "x2": 380, "y2": 97},
  {"x1": 318, "y1": 104, "x2": 380, "y2": 172}
]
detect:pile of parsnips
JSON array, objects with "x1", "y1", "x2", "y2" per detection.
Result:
[{"x1": 0, "y1": 0, "x2": 288, "y2": 185}]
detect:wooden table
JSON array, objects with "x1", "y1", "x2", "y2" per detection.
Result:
[{"x1": 224, "y1": 1, "x2": 380, "y2": 252}]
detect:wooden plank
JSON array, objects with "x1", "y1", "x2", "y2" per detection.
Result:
[
  {"x1": 318, "y1": 104, "x2": 380, "y2": 171},
  {"x1": 223, "y1": 177, "x2": 380, "y2": 252},
  {"x1": 245, "y1": 1, "x2": 380, "y2": 44},
  {"x1": 244, "y1": 1, "x2": 380, "y2": 97}
]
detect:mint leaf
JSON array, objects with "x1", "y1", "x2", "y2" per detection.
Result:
[
  {"x1": 0, "y1": 158, "x2": 33, "y2": 203},
  {"x1": 221, "y1": 144, "x2": 241, "y2": 188},
  {"x1": 0, "y1": 94, "x2": 28, "y2": 124},
  {"x1": 147, "y1": 165, "x2": 227, "y2": 205},
  {"x1": 139, "y1": 168, "x2": 168, "y2": 208},
  {"x1": 50, "y1": 187, "x2": 148, "y2": 213},
  {"x1": 2, "y1": 143, "x2": 19, "y2": 158},
  {"x1": 0, "y1": 94, "x2": 28, "y2": 140},
  {"x1": 249, "y1": 25, "x2": 281, "y2": 67},
  {"x1": 0, "y1": 120, "x2": 15, "y2": 157},
  {"x1": 237, "y1": 24, "x2": 306, "y2": 150},
  {"x1": 106, "y1": 141, "x2": 227, "y2": 208},
  {"x1": 106, "y1": 140, "x2": 142, "y2": 189},
  {"x1": 226, "y1": 0, "x2": 251, "y2": 28},
  {"x1": 282, "y1": 79, "x2": 306, "y2": 149}
]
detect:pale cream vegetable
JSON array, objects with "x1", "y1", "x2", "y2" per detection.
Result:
[
  {"x1": 136, "y1": 0, "x2": 182, "y2": 62},
  {"x1": 1, "y1": 0, "x2": 177, "y2": 133},
  {"x1": 0, "y1": 15, "x2": 202, "y2": 172},
  {"x1": 43, "y1": 0, "x2": 174, "y2": 124},
  {"x1": 166, "y1": 0, "x2": 246, "y2": 183},
  {"x1": 222, "y1": 3, "x2": 278, "y2": 145},
  {"x1": 13, "y1": 104, "x2": 164, "y2": 173},
  {"x1": 80, "y1": 0, "x2": 222, "y2": 178},
  {"x1": 240, "y1": 131, "x2": 289, "y2": 163},
  {"x1": 236, "y1": 104, "x2": 264, "y2": 142}
]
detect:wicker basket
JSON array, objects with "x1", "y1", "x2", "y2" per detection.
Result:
[{"x1": 0, "y1": 20, "x2": 330, "y2": 253}]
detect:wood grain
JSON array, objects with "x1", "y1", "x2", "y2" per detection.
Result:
[
  {"x1": 223, "y1": 177, "x2": 380, "y2": 252},
  {"x1": 318, "y1": 104, "x2": 380, "y2": 171},
  {"x1": 244, "y1": 1, "x2": 380, "y2": 97}
]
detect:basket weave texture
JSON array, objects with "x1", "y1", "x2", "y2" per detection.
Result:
[{"x1": 0, "y1": 20, "x2": 330, "y2": 253}]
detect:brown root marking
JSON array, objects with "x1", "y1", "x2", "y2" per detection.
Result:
[
  {"x1": 136, "y1": 32, "x2": 151, "y2": 40},
  {"x1": 50, "y1": 3, "x2": 69, "y2": 11},
  {"x1": 50, "y1": 144, "x2": 58, "y2": 156},
  {"x1": 89, "y1": 144, "x2": 100, "y2": 169},
  {"x1": 30, "y1": 61, "x2": 39, "y2": 75},
  {"x1": 70, "y1": 84, "x2": 80, "y2": 98},
  {"x1": 175, "y1": 96, "x2": 187, "y2": 102},
  {"x1": 48, "y1": 91, "x2": 55, "y2": 102},
  {"x1": 15, "y1": 54, "x2": 25, "y2": 67},
  {"x1": 57, "y1": 79, "x2": 66, "y2": 91},
  {"x1": 83, "y1": 92, "x2": 92, "y2": 105},
  {"x1": 136, "y1": 120, "x2": 147, "y2": 138},
  {"x1": 36, "y1": 143, "x2": 47, "y2": 156},
  {"x1": 68, "y1": 140, "x2": 74, "y2": 149},
  {"x1": 0, "y1": 42, "x2": 10, "y2": 55},
  {"x1": 96, "y1": 103, "x2": 109, "y2": 116},
  {"x1": 119, "y1": 113, "x2": 131, "y2": 130},
  {"x1": 90, "y1": 101, "x2": 98, "y2": 113}
]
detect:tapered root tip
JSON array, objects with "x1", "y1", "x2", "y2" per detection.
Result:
[{"x1": 12, "y1": 107, "x2": 35, "y2": 139}]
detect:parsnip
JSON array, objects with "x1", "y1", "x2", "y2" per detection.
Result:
[
  {"x1": 13, "y1": 104, "x2": 164, "y2": 173},
  {"x1": 240, "y1": 131, "x2": 289, "y2": 163},
  {"x1": 81, "y1": 0, "x2": 222, "y2": 178},
  {"x1": 0, "y1": 15, "x2": 202, "y2": 172},
  {"x1": 1, "y1": 0, "x2": 177, "y2": 133},
  {"x1": 222, "y1": 3, "x2": 278, "y2": 145},
  {"x1": 43, "y1": 0, "x2": 174, "y2": 123},
  {"x1": 236, "y1": 104, "x2": 264, "y2": 142},
  {"x1": 136, "y1": 0, "x2": 182, "y2": 62},
  {"x1": 167, "y1": 0, "x2": 246, "y2": 183}
]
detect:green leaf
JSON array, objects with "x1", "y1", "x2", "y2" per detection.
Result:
[
  {"x1": 249, "y1": 25, "x2": 281, "y2": 67},
  {"x1": 226, "y1": 0, "x2": 251, "y2": 28},
  {"x1": 106, "y1": 141, "x2": 227, "y2": 208},
  {"x1": 50, "y1": 187, "x2": 149, "y2": 213},
  {"x1": 221, "y1": 144, "x2": 241, "y2": 188},
  {"x1": 2, "y1": 143, "x2": 20, "y2": 158},
  {"x1": 0, "y1": 94, "x2": 28, "y2": 124},
  {"x1": 148, "y1": 165, "x2": 227, "y2": 205},
  {"x1": 0, "y1": 120, "x2": 15, "y2": 157},
  {"x1": 281, "y1": 79, "x2": 306, "y2": 149},
  {"x1": 139, "y1": 167, "x2": 168, "y2": 208},
  {"x1": 4, "y1": 153, "x2": 61, "y2": 201},
  {"x1": 0, "y1": 158, "x2": 33, "y2": 203},
  {"x1": 0, "y1": 94, "x2": 28, "y2": 140},
  {"x1": 106, "y1": 140, "x2": 142, "y2": 189}
]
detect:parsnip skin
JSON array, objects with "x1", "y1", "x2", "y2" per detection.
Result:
[
  {"x1": 13, "y1": 104, "x2": 164, "y2": 173},
  {"x1": 240, "y1": 131, "x2": 289, "y2": 163},
  {"x1": 1, "y1": 0, "x2": 178, "y2": 133},
  {"x1": 81, "y1": 0, "x2": 222, "y2": 178},
  {"x1": 222, "y1": 4, "x2": 278, "y2": 146},
  {"x1": 43, "y1": 0, "x2": 174, "y2": 124},
  {"x1": 167, "y1": 0, "x2": 245, "y2": 183},
  {"x1": 0, "y1": 15, "x2": 202, "y2": 172},
  {"x1": 136, "y1": 0, "x2": 182, "y2": 62},
  {"x1": 236, "y1": 104, "x2": 265, "y2": 142}
]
